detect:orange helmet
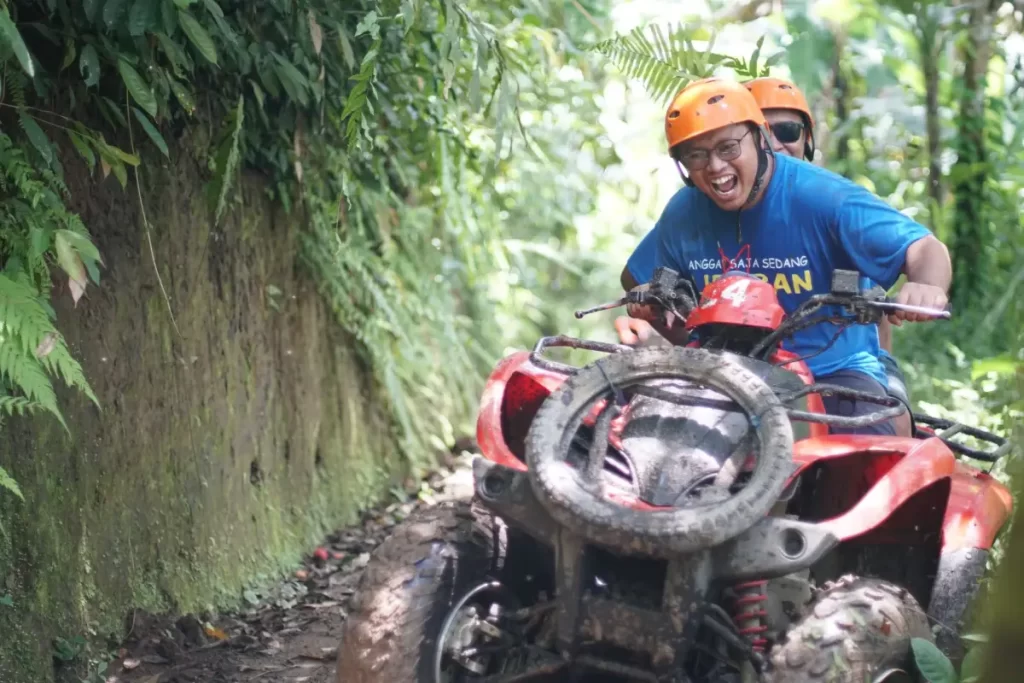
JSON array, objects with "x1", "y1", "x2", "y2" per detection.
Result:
[
  {"x1": 665, "y1": 78, "x2": 768, "y2": 150},
  {"x1": 744, "y1": 77, "x2": 815, "y2": 128}
]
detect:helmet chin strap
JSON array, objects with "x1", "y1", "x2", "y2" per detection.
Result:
[{"x1": 735, "y1": 125, "x2": 774, "y2": 242}]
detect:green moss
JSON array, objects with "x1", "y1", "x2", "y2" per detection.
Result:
[{"x1": 0, "y1": 165, "x2": 405, "y2": 681}]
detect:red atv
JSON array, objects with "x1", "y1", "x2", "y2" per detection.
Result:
[{"x1": 337, "y1": 268, "x2": 1012, "y2": 683}]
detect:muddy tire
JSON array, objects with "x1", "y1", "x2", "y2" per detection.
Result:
[
  {"x1": 336, "y1": 501, "x2": 504, "y2": 683},
  {"x1": 525, "y1": 346, "x2": 794, "y2": 555},
  {"x1": 764, "y1": 575, "x2": 932, "y2": 683}
]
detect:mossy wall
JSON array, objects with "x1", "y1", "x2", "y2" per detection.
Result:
[{"x1": 0, "y1": 135, "x2": 405, "y2": 680}]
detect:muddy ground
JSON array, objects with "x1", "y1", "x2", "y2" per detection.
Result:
[{"x1": 87, "y1": 455, "x2": 476, "y2": 683}]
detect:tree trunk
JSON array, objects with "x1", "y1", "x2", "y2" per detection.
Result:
[
  {"x1": 918, "y1": 12, "x2": 943, "y2": 227},
  {"x1": 949, "y1": 0, "x2": 1000, "y2": 310},
  {"x1": 832, "y1": 30, "x2": 852, "y2": 176}
]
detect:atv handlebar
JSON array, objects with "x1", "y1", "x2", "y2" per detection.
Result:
[{"x1": 574, "y1": 268, "x2": 951, "y2": 330}]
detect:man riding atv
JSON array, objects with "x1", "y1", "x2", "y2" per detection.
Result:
[
  {"x1": 617, "y1": 77, "x2": 950, "y2": 436},
  {"x1": 616, "y1": 77, "x2": 917, "y2": 436}
]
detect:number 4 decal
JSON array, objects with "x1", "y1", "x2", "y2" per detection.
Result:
[{"x1": 720, "y1": 279, "x2": 751, "y2": 306}]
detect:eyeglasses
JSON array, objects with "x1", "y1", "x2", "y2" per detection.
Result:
[
  {"x1": 770, "y1": 121, "x2": 805, "y2": 144},
  {"x1": 678, "y1": 129, "x2": 753, "y2": 171}
]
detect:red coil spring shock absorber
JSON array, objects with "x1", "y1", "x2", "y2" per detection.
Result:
[{"x1": 729, "y1": 580, "x2": 769, "y2": 652}]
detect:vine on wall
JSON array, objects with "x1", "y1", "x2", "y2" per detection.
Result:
[{"x1": 0, "y1": 0, "x2": 623, "y2": 493}]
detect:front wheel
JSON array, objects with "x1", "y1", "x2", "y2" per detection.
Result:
[
  {"x1": 764, "y1": 575, "x2": 933, "y2": 683},
  {"x1": 336, "y1": 501, "x2": 510, "y2": 683}
]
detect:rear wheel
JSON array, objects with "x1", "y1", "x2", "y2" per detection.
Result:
[
  {"x1": 336, "y1": 501, "x2": 514, "y2": 683},
  {"x1": 764, "y1": 575, "x2": 932, "y2": 683}
]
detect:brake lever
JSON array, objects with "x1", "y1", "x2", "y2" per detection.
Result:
[{"x1": 573, "y1": 290, "x2": 678, "y2": 320}]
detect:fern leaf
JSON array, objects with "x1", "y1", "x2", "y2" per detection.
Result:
[
  {"x1": 590, "y1": 24, "x2": 732, "y2": 104},
  {"x1": 0, "y1": 395, "x2": 41, "y2": 419},
  {"x1": 208, "y1": 95, "x2": 245, "y2": 226},
  {"x1": 0, "y1": 465, "x2": 23, "y2": 500},
  {"x1": 0, "y1": 341, "x2": 63, "y2": 425},
  {"x1": 341, "y1": 37, "x2": 383, "y2": 148}
]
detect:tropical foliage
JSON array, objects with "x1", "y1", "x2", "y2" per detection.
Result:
[{"x1": 0, "y1": 0, "x2": 631, "y2": 494}]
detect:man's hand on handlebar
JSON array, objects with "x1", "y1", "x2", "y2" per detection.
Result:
[
  {"x1": 625, "y1": 284, "x2": 659, "y2": 321},
  {"x1": 889, "y1": 283, "x2": 948, "y2": 325}
]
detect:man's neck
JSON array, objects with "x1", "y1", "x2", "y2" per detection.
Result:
[{"x1": 744, "y1": 153, "x2": 776, "y2": 209}]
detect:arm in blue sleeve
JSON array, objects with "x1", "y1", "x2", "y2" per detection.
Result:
[
  {"x1": 626, "y1": 226, "x2": 660, "y2": 285},
  {"x1": 833, "y1": 188, "x2": 932, "y2": 290}
]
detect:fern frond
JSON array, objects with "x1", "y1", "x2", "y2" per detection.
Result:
[
  {"x1": 6, "y1": 70, "x2": 26, "y2": 108},
  {"x1": 0, "y1": 341, "x2": 63, "y2": 426},
  {"x1": 0, "y1": 394, "x2": 41, "y2": 418},
  {"x1": 340, "y1": 37, "x2": 383, "y2": 148},
  {"x1": 209, "y1": 96, "x2": 245, "y2": 226},
  {"x1": 590, "y1": 24, "x2": 723, "y2": 105},
  {"x1": 0, "y1": 274, "x2": 98, "y2": 428},
  {"x1": 0, "y1": 274, "x2": 57, "y2": 356},
  {"x1": 0, "y1": 465, "x2": 23, "y2": 500}
]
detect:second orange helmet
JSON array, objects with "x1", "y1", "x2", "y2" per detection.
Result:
[{"x1": 744, "y1": 77, "x2": 815, "y2": 128}]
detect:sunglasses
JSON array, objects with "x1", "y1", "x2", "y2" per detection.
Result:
[
  {"x1": 770, "y1": 121, "x2": 806, "y2": 144},
  {"x1": 678, "y1": 129, "x2": 753, "y2": 171}
]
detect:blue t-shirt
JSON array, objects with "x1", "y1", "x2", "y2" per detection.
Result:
[{"x1": 625, "y1": 154, "x2": 930, "y2": 385}]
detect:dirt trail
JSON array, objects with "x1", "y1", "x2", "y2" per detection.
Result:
[{"x1": 105, "y1": 455, "x2": 476, "y2": 683}]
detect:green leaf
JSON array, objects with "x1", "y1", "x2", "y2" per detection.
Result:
[
  {"x1": 173, "y1": 0, "x2": 197, "y2": 7},
  {"x1": 111, "y1": 161, "x2": 128, "y2": 188},
  {"x1": 160, "y1": 0, "x2": 177, "y2": 34},
  {"x1": 0, "y1": 7, "x2": 36, "y2": 77},
  {"x1": 0, "y1": 593, "x2": 14, "y2": 606},
  {"x1": 749, "y1": 35, "x2": 764, "y2": 79},
  {"x1": 959, "y1": 645, "x2": 986, "y2": 683},
  {"x1": 110, "y1": 145, "x2": 141, "y2": 166},
  {"x1": 60, "y1": 38, "x2": 76, "y2": 71},
  {"x1": 18, "y1": 112, "x2": 53, "y2": 166},
  {"x1": 100, "y1": 96, "x2": 129, "y2": 127},
  {"x1": 400, "y1": 0, "x2": 417, "y2": 33},
  {"x1": 337, "y1": 27, "x2": 355, "y2": 70},
  {"x1": 168, "y1": 76, "x2": 196, "y2": 114},
  {"x1": 355, "y1": 11, "x2": 379, "y2": 39},
  {"x1": 156, "y1": 32, "x2": 192, "y2": 76},
  {"x1": 29, "y1": 227, "x2": 51, "y2": 261},
  {"x1": 83, "y1": 0, "x2": 101, "y2": 21},
  {"x1": 912, "y1": 638, "x2": 957, "y2": 683},
  {"x1": 971, "y1": 356, "x2": 1019, "y2": 379},
  {"x1": 131, "y1": 107, "x2": 169, "y2": 157},
  {"x1": 118, "y1": 59, "x2": 158, "y2": 118},
  {"x1": 248, "y1": 79, "x2": 265, "y2": 109},
  {"x1": 764, "y1": 51, "x2": 786, "y2": 69},
  {"x1": 272, "y1": 54, "x2": 310, "y2": 107},
  {"x1": 200, "y1": 0, "x2": 223, "y2": 19},
  {"x1": 178, "y1": 10, "x2": 218, "y2": 65},
  {"x1": 67, "y1": 130, "x2": 96, "y2": 170},
  {"x1": 0, "y1": 466, "x2": 23, "y2": 501},
  {"x1": 80, "y1": 44, "x2": 100, "y2": 88},
  {"x1": 208, "y1": 95, "x2": 244, "y2": 225},
  {"x1": 55, "y1": 230, "x2": 103, "y2": 266},
  {"x1": 129, "y1": 0, "x2": 159, "y2": 36},
  {"x1": 103, "y1": 0, "x2": 129, "y2": 27},
  {"x1": 54, "y1": 231, "x2": 89, "y2": 288}
]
